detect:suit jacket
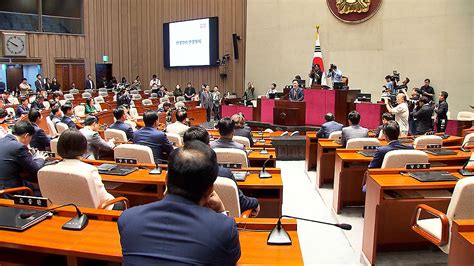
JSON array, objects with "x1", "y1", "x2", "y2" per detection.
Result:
[
  {"x1": 85, "y1": 79, "x2": 95, "y2": 90},
  {"x1": 35, "y1": 80, "x2": 44, "y2": 91},
  {"x1": 79, "y1": 127, "x2": 114, "y2": 159},
  {"x1": 368, "y1": 140, "x2": 414, "y2": 168},
  {"x1": 109, "y1": 121, "x2": 134, "y2": 141},
  {"x1": 30, "y1": 123, "x2": 50, "y2": 151},
  {"x1": 61, "y1": 116, "x2": 77, "y2": 129},
  {"x1": 200, "y1": 91, "x2": 213, "y2": 109},
  {"x1": 412, "y1": 104, "x2": 433, "y2": 135},
  {"x1": 218, "y1": 167, "x2": 258, "y2": 211},
  {"x1": 289, "y1": 87, "x2": 304, "y2": 101},
  {"x1": 435, "y1": 100, "x2": 448, "y2": 121},
  {"x1": 317, "y1": 121, "x2": 343, "y2": 138},
  {"x1": 234, "y1": 128, "x2": 254, "y2": 146},
  {"x1": 0, "y1": 135, "x2": 45, "y2": 197},
  {"x1": 15, "y1": 105, "x2": 29, "y2": 118},
  {"x1": 210, "y1": 137, "x2": 245, "y2": 151},
  {"x1": 30, "y1": 101, "x2": 45, "y2": 110},
  {"x1": 118, "y1": 194, "x2": 240, "y2": 265},
  {"x1": 341, "y1": 125, "x2": 369, "y2": 147},
  {"x1": 133, "y1": 127, "x2": 173, "y2": 162},
  {"x1": 166, "y1": 121, "x2": 189, "y2": 138}
]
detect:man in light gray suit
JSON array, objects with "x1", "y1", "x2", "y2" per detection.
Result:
[
  {"x1": 200, "y1": 85, "x2": 213, "y2": 122},
  {"x1": 341, "y1": 111, "x2": 368, "y2": 147},
  {"x1": 79, "y1": 116, "x2": 115, "y2": 159},
  {"x1": 210, "y1": 118, "x2": 245, "y2": 151},
  {"x1": 317, "y1": 113, "x2": 343, "y2": 138}
]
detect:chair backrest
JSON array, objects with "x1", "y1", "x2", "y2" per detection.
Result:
[
  {"x1": 143, "y1": 90, "x2": 152, "y2": 95},
  {"x1": 98, "y1": 88, "x2": 108, "y2": 93},
  {"x1": 82, "y1": 92, "x2": 92, "y2": 99},
  {"x1": 214, "y1": 177, "x2": 241, "y2": 218},
  {"x1": 214, "y1": 148, "x2": 248, "y2": 167},
  {"x1": 38, "y1": 166, "x2": 100, "y2": 208},
  {"x1": 94, "y1": 96, "x2": 105, "y2": 104},
  {"x1": 457, "y1": 111, "x2": 474, "y2": 121},
  {"x1": 381, "y1": 150, "x2": 429, "y2": 168},
  {"x1": 99, "y1": 91, "x2": 108, "y2": 97},
  {"x1": 132, "y1": 94, "x2": 142, "y2": 101},
  {"x1": 160, "y1": 96, "x2": 170, "y2": 104},
  {"x1": 150, "y1": 93, "x2": 158, "y2": 98},
  {"x1": 46, "y1": 117, "x2": 58, "y2": 137},
  {"x1": 413, "y1": 135, "x2": 443, "y2": 149},
  {"x1": 59, "y1": 99, "x2": 67, "y2": 106},
  {"x1": 55, "y1": 122, "x2": 69, "y2": 134},
  {"x1": 84, "y1": 89, "x2": 93, "y2": 93},
  {"x1": 280, "y1": 131, "x2": 289, "y2": 136},
  {"x1": 104, "y1": 129, "x2": 128, "y2": 142},
  {"x1": 142, "y1": 99, "x2": 153, "y2": 106},
  {"x1": 8, "y1": 97, "x2": 19, "y2": 105},
  {"x1": 5, "y1": 107, "x2": 15, "y2": 117},
  {"x1": 69, "y1": 88, "x2": 79, "y2": 94},
  {"x1": 462, "y1": 133, "x2": 474, "y2": 146},
  {"x1": 346, "y1": 138, "x2": 381, "y2": 149},
  {"x1": 176, "y1": 96, "x2": 185, "y2": 102},
  {"x1": 328, "y1": 131, "x2": 342, "y2": 140},
  {"x1": 129, "y1": 108, "x2": 140, "y2": 119},
  {"x1": 130, "y1": 90, "x2": 139, "y2": 95},
  {"x1": 42, "y1": 101, "x2": 50, "y2": 110},
  {"x1": 175, "y1": 101, "x2": 185, "y2": 109},
  {"x1": 94, "y1": 103, "x2": 102, "y2": 112},
  {"x1": 114, "y1": 144, "x2": 155, "y2": 164},
  {"x1": 64, "y1": 94, "x2": 74, "y2": 100},
  {"x1": 264, "y1": 128, "x2": 274, "y2": 133},
  {"x1": 50, "y1": 138, "x2": 59, "y2": 155},
  {"x1": 290, "y1": 131, "x2": 300, "y2": 136},
  {"x1": 74, "y1": 105, "x2": 85, "y2": 117},
  {"x1": 166, "y1": 132, "x2": 183, "y2": 147},
  {"x1": 233, "y1": 136, "x2": 251, "y2": 148}
]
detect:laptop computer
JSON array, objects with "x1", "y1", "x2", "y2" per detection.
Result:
[
  {"x1": 0, "y1": 206, "x2": 51, "y2": 231},
  {"x1": 424, "y1": 149, "x2": 457, "y2": 156},
  {"x1": 358, "y1": 150, "x2": 377, "y2": 157},
  {"x1": 409, "y1": 171, "x2": 458, "y2": 182},
  {"x1": 97, "y1": 164, "x2": 138, "y2": 176},
  {"x1": 232, "y1": 171, "x2": 249, "y2": 182}
]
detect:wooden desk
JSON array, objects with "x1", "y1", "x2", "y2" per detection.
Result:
[
  {"x1": 362, "y1": 167, "x2": 466, "y2": 265},
  {"x1": 0, "y1": 213, "x2": 302, "y2": 265},
  {"x1": 273, "y1": 100, "x2": 306, "y2": 126},
  {"x1": 449, "y1": 220, "x2": 474, "y2": 265},
  {"x1": 333, "y1": 148, "x2": 471, "y2": 214},
  {"x1": 305, "y1": 132, "x2": 318, "y2": 171}
]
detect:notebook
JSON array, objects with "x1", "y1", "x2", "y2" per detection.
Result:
[
  {"x1": 409, "y1": 171, "x2": 458, "y2": 182},
  {"x1": 0, "y1": 206, "x2": 50, "y2": 231}
]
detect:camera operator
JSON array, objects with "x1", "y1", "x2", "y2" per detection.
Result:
[
  {"x1": 411, "y1": 96, "x2": 433, "y2": 135},
  {"x1": 396, "y1": 77, "x2": 410, "y2": 92},
  {"x1": 382, "y1": 75, "x2": 395, "y2": 94},
  {"x1": 309, "y1": 64, "x2": 322, "y2": 86},
  {"x1": 327, "y1": 64, "x2": 343, "y2": 84}
]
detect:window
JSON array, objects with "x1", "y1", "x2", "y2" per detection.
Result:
[{"x1": 0, "y1": 0, "x2": 83, "y2": 35}]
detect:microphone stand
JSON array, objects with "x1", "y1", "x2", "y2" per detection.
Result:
[
  {"x1": 459, "y1": 159, "x2": 474, "y2": 176},
  {"x1": 150, "y1": 158, "x2": 168, "y2": 175},
  {"x1": 460, "y1": 140, "x2": 474, "y2": 152},
  {"x1": 20, "y1": 203, "x2": 88, "y2": 231},
  {"x1": 259, "y1": 155, "x2": 274, "y2": 178}
]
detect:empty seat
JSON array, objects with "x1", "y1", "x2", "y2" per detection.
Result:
[
  {"x1": 82, "y1": 92, "x2": 92, "y2": 99},
  {"x1": 462, "y1": 133, "x2": 474, "y2": 146},
  {"x1": 214, "y1": 148, "x2": 248, "y2": 167},
  {"x1": 142, "y1": 99, "x2": 153, "y2": 106},
  {"x1": 264, "y1": 128, "x2": 274, "y2": 133},
  {"x1": 104, "y1": 129, "x2": 128, "y2": 142},
  {"x1": 94, "y1": 96, "x2": 105, "y2": 104},
  {"x1": 381, "y1": 150, "x2": 429, "y2": 168},
  {"x1": 328, "y1": 131, "x2": 342, "y2": 140},
  {"x1": 457, "y1": 111, "x2": 474, "y2": 121},
  {"x1": 280, "y1": 131, "x2": 289, "y2": 136},
  {"x1": 63, "y1": 94, "x2": 74, "y2": 101},
  {"x1": 346, "y1": 138, "x2": 381, "y2": 149},
  {"x1": 413, "y1": 135, "x2": 443, "y2": 149},
  {"x1": 99, "y1": 91, "x2": 108, "y2": 97},
  {"x1": 290, "y1": 131, "x2": 300, "y2": 136},
  {"x1": 114, "y1": 144, "x2": 154, "y2": 164}
]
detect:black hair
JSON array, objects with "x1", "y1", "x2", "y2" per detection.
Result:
[
  {"x1": 51, "y1": 105, "x2": 61, "y2": 115},
  {"x1": 424, "y1": 78, "x2": 430, "y2": 83},
  {"x1": 21, "y1": 78, "x2": 27, "y2": 81},
  {"x1": 61, "y1": 104, "x2": 73, "y2": 114},
  {"x1": 183, "y1": 126, "x2": 210, "y2": 145},
  {"x1": 271, "y1": 83, "x2": 277, "y2": 88},
  {"x1": 57, "y1": 129, "x2": 88, "y2": 159},
  {"x1": 419, "y1": 96, "x2": 430, "y2": 104},
  {"x1": 163, "y1": 102, "x2": 172, "y2": 108},
  {"x1": 383, "y1": 121, "x2": 400, "y2": 141},
  {"x1": 347, "y1": 111, "x2": 361, "y2": 125},
  {"x1": 175, "y1": 110, "x2": 187, "y2": 122},
  {"x1": 0, "y1": 108, "x2": 8, "y2": 119},
  {"x1": 83, "y1": 116, "x2": 98, "y2": 126},
  {"x1": 166, "y1": 140, "x2": 218, "y2": 203},
  {"x1": 324, "y1": 113, "x2": 335, "y2": 122},
  {"x1": 216, "y1": 117, "x2": 235, "y2": 136},
  {"x1": 294, "y1": 75, "x2": 302, "y2": 80},
  {"x1": 385, "y1": 75, "x2": 391, "y2": 80},
  {"x1": 19, "y1": 97, "x2": 28, "y2": 104},
  {"x1": 86, "y1": 98, "x2": 93, "y2": 106},
  {"x1": 440, "y1": 91, "x2": 448, "y2": 100},
  {"x1": 143, "y1": 110, "x2": 158, "y2": 127},
  {"x1": 12, "y1": 120, "x2": 35, "y2": 136},
  {"x1": 36, "y1": 74, "x2": 41, "y2": 78},
  {"x1": 113, "y1": 108, "x2": 125, "y2": 120},
  {"x1": 28, "y1": 108, "x2": 42, "y2": 123},
  {"x1": 152, "y1": 74, "x2": 157, "y2": 78},
  {"x1": 382, "y1": 112, "x2": 394, "y2": 122}
]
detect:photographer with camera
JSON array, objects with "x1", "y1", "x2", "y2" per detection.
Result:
[
  {"x1": 327, "y1": 64, "x2": 343, "y2": 85},
  {"x1": 411, "y1": 96, "x2": 433, "y2": 135}
]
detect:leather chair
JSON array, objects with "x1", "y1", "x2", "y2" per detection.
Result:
[
  {"x1": 411, "y1": 176, "x2": 474, "y2": 253},
  {"x1": 74, "y1": 105, "x2": 86, "y2": 117},
  {"x1": 50, "y1": 138, "x2": 59, "y2": 155},
  {"x1": 457, "y1": 111, "x2": 474, "y2": 121},
  {"x1": 214, "y1": 148, "x2": 248, "y2": 168},
  {"x1": 166, "y1": 132, "x2": 183, "y2": 147},
  {"x1": 42, "y1": 101, "x2": 50, "y2": 110},
  {"x1": 46, "y1": 117, "x2": 58, "y2": 138},
  {"x1": 63, "y1": 94, "x2": 74, "y2": 101},
  {"x1": 142, "y1": 99, "x2": 153, "y2": 106},
  {"x1": 328, "y1": 131, "x2": 342, "y2": 140},
  {"x1": 381, "y1": 150, "x2": 429, "y2": 168},
  {"x1": 114, "y1": 144, "x2": 155, "y2": 164},
  {"x1": 99, "y1": 91, "x2": 108, "y2": 97},
  {"x1": 104, "y1": 129, "x2": 128, "y2": 143},
  {"x1": 55, "y1": 122, "x2": 69, "y2": 134},
  {"x1": 462, "y1": 133, "x2": 474, "y2": 146},
  {"x1": 346, "y1": 138, "x2": 381, "y2": 149},
  {"x1": 233, "y1": 136, "x2": 251, "y2": 148},
  {"x1": 69, "y1": 88, "x2": 79, "y2": 95},
  {"x1": 413, "y1": 135, "x2": 443, "y2": 149},
  {"x1": 94, "y1": 96, "x2": 105, "y2": 104},
  {"x1": 82, "y1": 92, "x2": 92, "y2": 99},
  {"x1": 214, "y1": 177, "x2": 252, "y2": 218},
  {"x1": 264, "y1": 128, "x2": 274, "y2": 133},
  {"x1": 132, "y1": 94, "x2": 142, "y2": 101}
]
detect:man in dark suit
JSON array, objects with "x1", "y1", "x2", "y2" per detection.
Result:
[
  {"x1": 412, "y1": 96, "x2": 433, "y2": 135},
  {"x1": 183, "y1": 126, "x2": 260, "y2": 215},
  {"x1": 434, "y1": 91, "x2": 448, "y2": 133},
  {"x1": 289, "y1": 80, "x2": 304, "y2": 101},
  {"x1": 184, "y1": 82, "x2": 196, "y2": 101},
  {"x1": 133, "y1": 110, "x2": 173, "y2": 162},
  {"x1": 200, "y1": 85, "x2": 213, "y2": 121},
  {"x1": 109, "y1": 107, "x2": 134, "y2": 141},
  {"x1": 368, "y1": 121, "x2": 413, "y2": 168},
  {"x1": 30, "y1": 95, "x2": 46, "y2": 110},
  {"x1": 231, "y1": 113, "x2": 254, "y2": 147},
  {"x1": 118, "y1": 140, "x2": 241, "y2": 265},
  {"x1": 15, "y1": 97, "x2": 30, "y2": 118},
  {"x1": 0, "y1": 121, "x2": 47, "y2": 198},
  {"x1": 317, "y1": 113, "x2": 343, "y2": 138},
  {"x1": 210, "y1": 118, "x2": 245, "y2": 151},
  {"x1": 28, "y1": 109, "x2": 51, "y2": 151},
  {"x1": 60, "y1": 104, "x2": 77, "y2": 129},
  {"x1": 85, "y1": 74, "x2": 95, "y2": 90},
  {"x1": 341, "y1": 111, "x2": 369, "y2": 147},
  {"x1": 34, "y1": 74, "x2": 44, "y2": 92}
]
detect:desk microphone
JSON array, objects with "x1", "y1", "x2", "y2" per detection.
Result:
[
  {"x1": 460, "y1": 140, "x2": 474, "y2": 152},
  {"x1": 267, "y1": 215, "x2": 352, "y2": 245},
  {"x1": 150, "y1": 158, "x2": 168, "y2": 175},
  {"x1": 259, "y1": 155, "x2": 274, "y2": 178},
  {"x1": 459, "y1": 159, "x2": 474, "y2": 177},
  {"x1": 20, "y1": 203, "x2": 88, "y2": 231}
]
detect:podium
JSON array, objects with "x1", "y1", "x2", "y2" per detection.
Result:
[{"x1": 273, "y1": 100, "x2": 305, "y2": 126}]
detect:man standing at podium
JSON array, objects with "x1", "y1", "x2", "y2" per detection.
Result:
[{"x1": 289, "y1": 80, "x2": 304, "y2": 101}]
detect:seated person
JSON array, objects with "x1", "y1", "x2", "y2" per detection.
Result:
[
  {"x1": 231, "y1": 113, "x2": 254, "y2": 147},
  {"x1": 0, "y1": 108, "x2": 8, "y2": 138},
  {"x1": 0, "y1": 121, "x2": 47, "y2": 198},
  {"x1": 133, "y1": 111, "x2": 173, "y2": 162},
  {"x1": 28, "y1": 109, "x2": 51, "y2": 151},
  {"x1": 166, "y1": 110, "x2": 190, "y2": 137},
  {"x1": 41, "y1": 129, "x2": 123, "y2": 210},
  {"x1": 79, "y1": 116, "x2": 115, "y2": 159},
  {"x1": 49, "y1": 92, "x2": 62, "y2": 108},
  {"x1": 85, "y1": 98, "x2": 98, "y2": 115},
  {"x1": 30, "y1": 95, "x2": 46, "y2": 110},
  {"x1": 15, "y1": 97, "x2": 30, "y2": 118},
  {"x1": 50, "y1": 105, "x2": 63, "y2": 127},
  {"x1": 210, "y1": 117, "x2": 245, "y2": 151},
  {"x1": 368, "y1": 121, "x2": 413, "y2": 169},
  {"x1": 109, "y1": 107, "x2": 134, "y2": 141},
  {"x1": 60, "y1": 104, "x2": 77, "y2": 129},
  {"x1": 317, "y1": 113, "x2": 343, "y2": 138},
  {"x1": 118, "y1": 141, "x2": 240, "y2": 265},
  {"x1": 183, "y1": 126, "x2": 260, "y2": 216},
  {"x1": 341, "y1": 111, "x2": 369, "y2": 147},
  {"x1": 157, "y1": 102, "x2": 172, "y2": 113},
  {"x1": 375, "y1": 112, "x2": 394, "y2": 139}
]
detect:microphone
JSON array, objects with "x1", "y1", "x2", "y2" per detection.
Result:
[
  {"x1": 459, "y1": 159, "x2": 474, "y2": 176},
  {"x1": 259, "y1": 155, "x2": 274, "y2": 178},
  {"x1": 460, "y1": 140, "x2": 474, "y2": 152},
  {"x1": 150, "y1": 158, "x2": 168, "y2": 175},
  {"x1": 267, "y1": 215, "x2": 352, "y2": 245},
  {"x1": 20, "y1": 203, "x2": 88, "y2": 231}
]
